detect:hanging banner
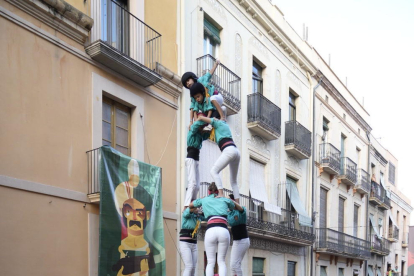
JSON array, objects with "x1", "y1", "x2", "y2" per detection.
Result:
[{"x1": 99, "y1": 146, "x2": 165, "y2": 276}]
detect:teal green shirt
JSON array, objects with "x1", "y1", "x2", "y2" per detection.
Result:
[
  {"x1": 194, "y1": 96, "x2": 215, "y2": 114},
  {"x1": 193, "y1": 194, "x2": 235, "y2": 218},
  {"x1": 210, "y1": 118, "x2": 233, "y2": 144},
  {"x1": 228, "y1": 207, "x2": 247, "y2": 227},
  {"x1": 187, "y1": 120, "x2": 209, "y2": 149},
  {"x1": 189, "y1": 72, "x2": 215, "y2": 110},
  {"x1": 181, "y1": 207, "x2": 206, "y2": 230}
]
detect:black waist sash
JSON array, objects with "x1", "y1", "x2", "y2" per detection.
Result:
[{"x1": 231, "y1": 224, "x2": 249, "y2": 240}]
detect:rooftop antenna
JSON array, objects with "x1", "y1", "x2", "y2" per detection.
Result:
[
  {"x1": 303, "y1": 23, "x2": 305, "y2": 40},
  {"x1": 362, "y1": 97, "x2": 364, "y2": 107},
  {"x1": 346, "y1": 77, "x2": 348, "y2": 87},
  {"x1": 306, "y1": 26, "x2": 308, "y2": 41},
  {"x1": 328, "y1": 54, "x2": 331, "y2": 67}
]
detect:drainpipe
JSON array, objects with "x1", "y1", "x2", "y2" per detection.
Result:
[
  {"x1": 365, "y1": 132, "x2": 371, "y2": 276},
  {"x1": 308, "y1": 72, "x2": 323, "y2": 276}
]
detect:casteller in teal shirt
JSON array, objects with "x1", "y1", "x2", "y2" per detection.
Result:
[
  {"x1": 181, "y1": 207, "x2": 206, "y2": 230},
  {"x1": 192, "y1": 194, "x2": 235, "y2": 218},
  {"x1": 227, "y1": 206, "x2": 247, "y2": 227},
  {"x1": 189, "y1": 72, "x2": 216, "y2": 110},
  {"x1": 210, "y1": 118, "x2": 233, "y2": 144},
  {"x1": 187, "y1": 120, "x2": 210, "y2": 150}
]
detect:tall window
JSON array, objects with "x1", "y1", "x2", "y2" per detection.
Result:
[
  {"x1": 320, "y1": 266, "x2": 327, "y2": 276},
  {"x1": 338, "y1": 197, "x2": 345, "y2": 233},
  {"x1": 322, "y1": 117, "x2": 329, "y2": 141},
  {"x1": 340, "y1": 134, "x2": 346, "y2": 174},
  {"x1": 102, "y1": 0, "x2": 129, "y2": 54},
  {"x1": 378, "y1": 218, "x2": 383, "y2": 236},
  {"x1": 354, "y1": 205, "x2": 359, "y2": 237},
  {"x1": 252, "y1": 61, "x2": 263, "y2": 94},
  {"x1": 338, "y1": 268, "x2": 344, "y2": 276},
  {"x1": 356, "y1": 148, "x2": 361, "y2": 168},
  {"x1": 289, "y1": 92, "x2": 296, "y2": 121},
  {"x1": 253, "y1": 257, "x2": 265, "y2": 276},
  {"x1": 389, "y1": 162, "x2": 396, "y2": 185},
  {"x1": 320, "y1": 188, "x2": 328, "y2": 229},
  {"x1": 203, "y1": 18, "x2": 220, "y2": 57},
  {"x1": 287, "y1": 261, "x2": 296, "y2": 276},
  {"x1": 380, "y1": 172, "x2": 385, "y2": 186},
  {"x1": 102, "y1": 97, "x2": 131, "y2": 156}
]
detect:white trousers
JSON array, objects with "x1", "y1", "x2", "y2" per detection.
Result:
[
  {"x1": 184, "y1": 158, "x2": 200, "y2": 206},
  {"x1": 230, "y1": 238, "x2": 250, "y2": 276},
  {"x1": 210, "y1": 146, "x2": 240, "y2": 198},
  {"x1": 210, "y1": 94, "x2": 223, "y2": 106},
  {"x1": 180, "y1": 241, "x2": 198, "y2": 276},
  {"x1": 205, "y1": 227, "x2": 230, "y2": 276}
]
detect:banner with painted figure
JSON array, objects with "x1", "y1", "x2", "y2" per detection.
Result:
[{"x1": 99, "y1": 146, "x2": 165, "y2": 276}]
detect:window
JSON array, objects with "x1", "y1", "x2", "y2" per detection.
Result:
[
  {"x1": 325, "y1": 95, "x2": 329, "y2": 103},
  {"x1": 338, "y1": 268, "x2": 344, "y2": 276},
  {"x1": 378, "y1": 218, "x2": 383, "y2": 236},
  {"x1": 343, "y1": 113, "x2": 346, "y2": 120},
  {"x1": 320, "y1": 266, "x2": 327, "y2": 276},
  {"x1": 338, "y1": 197, "x2": 345, "y2": 232},
  {"x1": 253, "y1": 257, "x2": 265, "y2": 276},
  {"x1": 340, "y1": 134, "x2": 346, "y2": 174},
  {"x1": 102, "y1": 97, "x2": 131, "y2": 156},
  {"x1": 356, "y1": 148, "x2": 361, "y2": 168},
  {"x1": 101, "y1": 0, "x2": 129, "y2": 54},
  {"x1": 397, "y1": 210, "x2": 400, "y2": 224},
  {"x1": 389, "y1": 162, "x2": 396, "y2": 184},
  {"x1": 320, "y1": 188, "x2": 328, "y2": 229},
  {"x1": 252, "y1": 61, "x2": 263, "y2": 94},
  {"x1": 354, "y1": 205, "x2": 359, "y2": 237},
  {"x1": 289, "y1": 92, "x2": 296, "y2": 121},
  {"x1": 203, "y1": 18, "x2": 220, "y2": 57},
  {"x1": 287, "y1": 261, "x2": 296, "y2": 276},
  {"x1": 322, "y1": 117, "x2": 329, "y2": 141}
]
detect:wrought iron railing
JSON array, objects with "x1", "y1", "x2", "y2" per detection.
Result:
[
  {"x1": 247, "y1": 93, "x2": 281, "y2": 136},
  {"x1": 370, "y1": 234, "x2": 391, "y2": 255},
  {"x1": 198, "y1": 183, "x2": 314, "y2": 242},
  {"x1": 357, "y1": 169, "x2": 370, "y2": 193},
  {"x1": 91, "y1": 0, "x2": 161, "y2": 70},
  {"x1": 383, "y1": 195, "x2": 391, "y2": 208},
  {"x1": 316, "y1": 228, "x2": 371, "y2": 258},
  {"x1": 196, "y1": 54, "x2": 241, "y2": 112},
  {"x1": 285, "y1": 121, "x2": 312, "y2": 157},
  {"x1": 319, "y1": 143, "x2": 341, "y2": 173},
  {"x1": 388, "y1": 226, "x2": 399, "y2": 240},
  {"x1": 339, "y1": 157, "x2": 357, "y2": 184},
  {"x1": 86, "y1": 148, "x2": 101, "y2": 195},
  {"x1": 370, "y1": 181, "x2": 384, "y2": 202}
]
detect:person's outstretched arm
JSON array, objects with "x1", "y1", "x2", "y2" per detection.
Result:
[{"x1": 209, "y1": 60, "x2": 220, "y2": 76}]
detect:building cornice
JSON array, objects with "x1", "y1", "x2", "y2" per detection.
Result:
[
  {"x1": 390, "y1": 191, "x2": 413, "y2": 214},
  {"x1": 5, "y1": 0, "x2": 93, "y2": 44},
  {"x1": 315, "y1": 70, "x2": 372, "y2": 134},
  {"x1": 234, "y1": 0, "x2": 317, "y2": 75},
  {"x1": 155, "y1": 63, "x2": 183, "y2": 99},
  {"x1": 371, "y1": 147, "x2": 388, "y2": 167}
]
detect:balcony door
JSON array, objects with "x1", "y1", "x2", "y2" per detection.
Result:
[
  {"x1": 289, "y1": 92, "x2": 296, "y2": 121},
  {"x1": 101, "y1": 0, "x2": 129, "y2": 55},
  {"x1": 338, "y1": 197, "x2": 345, "y2": 249},
  {"x1": 340, "y1": 134, "x2": 346, "y2": 174},
  {"x1": 252, "y1": 61, "x2": 263, "y2": 94},
  {"x1": 319, "y1": 188, "x2": 328, "y2": 247}
]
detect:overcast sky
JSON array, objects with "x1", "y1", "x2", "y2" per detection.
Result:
[{"x1": 274, "y1": 0, "x2": 414, "y2": 224}]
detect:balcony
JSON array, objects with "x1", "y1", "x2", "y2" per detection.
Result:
[
  {"x1": 247, "y1": 93, "x2": 281, "y2": 140},
  {"x1": 198, "y1": 183, "x2": 315, "y2": 246},
  {"x1": 85, "y1": 0, "x2": 162, "y2": 87},
  {"x1": 370, "y1": 234, "x2": 391, "y2": 255},
  {"x1": 315, "y1": 228, "x2": 371, "y2": 260},
  {"x1": 196, "y1": 55, "x2": 241, "y2": 115},
  {"x1": 388, "y1": 226, "x2": 399, "y2": 242},
  {"x1": 87, "y1": 148, "x2": 101, "y2": 203},
  {"x1": 355, "y1": 169, "x2": 370, "y2": 195},
  {"x1": 402, "y1": 232, "x2": 408, "y2": 248},
  {"x1": 284, "y1": 121, "x2": 312, "y2": 159},
  {"x1": 379, "y1": 194, "x2": 391, "y2": 210},
  {"x1": 369, "y1": 181, "x2": 384, "y2": 206},
  {"x1": 337, "y1": 157, "x2": 357, "y2": 188},
  {"x1": 319, "y1": 143, "x2": 341, "y2": 176}
]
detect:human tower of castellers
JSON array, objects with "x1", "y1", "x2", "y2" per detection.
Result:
[{"x1": 180, "y1": 61, "x2": 249, "y2": 276}]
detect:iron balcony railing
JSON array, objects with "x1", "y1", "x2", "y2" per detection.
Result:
[
  {"x1": 339, "y1": 157, "x2": 357, "y2": 183},
  {"x1": 196, "y1": 54, "x2": 241, "y2": 113},
  {"x1": 91, "y1": 0, "x2": 161, "y2": 71},
  {"x1": 383, "y1": 195, "x2": 391, "y2": 208},
  {"x1": 198, "y1": 183, "x2": 314, "y2": 243},
  {"x1": 285, "y1": 121, "x2": 312, "y2": 157},
  {"x1": 316, "y1": 228, "x2": 371, "y2": 258},
  {"x1": 86, "y1": 148, "x2": 101, "y2": 195},
  {"x1": 370, "y1": 234, "x2": 391, "y2": 255},
  {"x1": 357, "y1": 169, "x2": 370, "y2": 193},
  {"x1": 247, "y1": 93, "x2": 282, "y2": 136},
  {"x1": 370, "y1": 181, "x2": 384, "y2": 202},
  {"x1": 319, "y1": 143, "x2": 341, "y2": 173},
  {"x1": 388, "y1": 226, "x2": 399, "y2": 240}
]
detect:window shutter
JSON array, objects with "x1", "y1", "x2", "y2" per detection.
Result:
[
  {"x1": 338, "y1": 197, "x2": 345, "y2": 232},
  {"x1": 319, "y1": 188, "x2": 328, "y2": 228},
  {"x1": 204, "y1": 19, "x2": 221, "y2": 44},
  {"x1": 354, "y1": 205, "x2": 359, "y2": 237}
]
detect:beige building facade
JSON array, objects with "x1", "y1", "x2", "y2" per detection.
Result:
[{"x1": 0, "y1": 0, "x2": 182, "y2": 275}]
